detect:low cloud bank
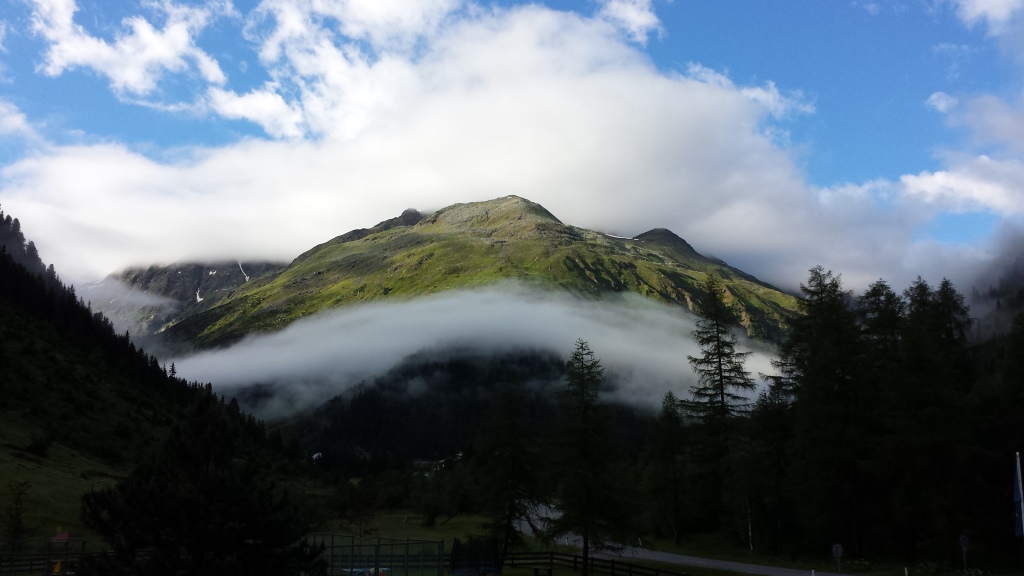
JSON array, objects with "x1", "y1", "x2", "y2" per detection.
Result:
[{"x1": 171, "y1": 283, "x2": 778, "y2": 418}]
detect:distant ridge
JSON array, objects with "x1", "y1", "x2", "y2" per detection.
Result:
[{"x1": 102, "y1": 196, "x2": 801, "y2": 348}]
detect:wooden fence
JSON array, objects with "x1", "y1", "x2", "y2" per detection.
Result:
[
  {"x1": 0, "y1": 540, "x2": 88, "y2": 575},
  {"x1": 312, "y1": 534, "x2": 446, "y2": 576},
  {"x1": 506, "y1": 552, "x2": 690, "y2": 576}
]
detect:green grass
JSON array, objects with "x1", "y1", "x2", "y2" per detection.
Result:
[
  {"x1": 0, "y1": 300, "x2": 173, "y2": 547},
  {"x1": 0, "y1": 413, "x2": 126, "y2": 548}
]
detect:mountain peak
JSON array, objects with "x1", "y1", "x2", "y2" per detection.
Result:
[
  {"x1": 422, "y1": 196, "x2": 562, "y2": 230},
  {"x1": 634, "y1": 228, "x2": 698, "y2": 256}
]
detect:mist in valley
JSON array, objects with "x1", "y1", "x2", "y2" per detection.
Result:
[{"x1": 170, "y1": 282, "x2": 779, "y2": 419}]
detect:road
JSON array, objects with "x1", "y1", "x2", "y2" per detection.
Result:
[
  {"x1": 595, "y1": 547, "x2": 839, "y2": 576},
  {"x1": 523, "y1": 509, "x2": 837, "y2": 576}
]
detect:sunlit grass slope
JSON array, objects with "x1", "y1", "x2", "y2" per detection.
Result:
[{"x1": 166, "y1": 196, "x2": 801, "y2": 348}]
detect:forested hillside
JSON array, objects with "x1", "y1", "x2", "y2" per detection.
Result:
[{"x1": 0, "y1": 207, "x2": 308, "y2": 554}]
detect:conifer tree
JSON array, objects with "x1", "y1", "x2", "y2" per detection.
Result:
[
  {"x1": 646, "y1": 392, "x2": 687, "y2": 543},
  {"x1": 683, "y1": 275, "x2": 755, "y2": 532},
  {"x1": 686, "y1": 275, "x2": 755, "y2": 424},
  {"x1": 772, "y1": 267, "x2": 866, "y2": 552},
  {"x1": 547, "y1": 340, "x2": 630, "y2": 576},
  {"x1": 477, "y1": 381, "x2": 544, "y2": 565}
]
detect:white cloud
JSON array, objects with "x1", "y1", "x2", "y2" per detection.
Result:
[
  {"x1": 597, "y1": 0, "x2": 662, "y2": 44},
  {"x1": 927, "y1": 91, "x2": 959, "y2": 113},
  {"x1": 30, "y1": 0, "x2": 230, "y2": 96},
  {"x1": 0, "y1": 0, "x2": 1006, "y2": 298},
  {"x1": 950, "y1": 0, "x2": 1024, "y2": 30},
  {"x1": 251, "y1": 0, "x2": 461, "y2": 58},
  {"x1": 901, "y1": 155, "x2": 1024, "y2": 215},
  {"x1": 686, "y1": 64, "x2": 814, "y2": 118},
  {"x1": 0, "y1": 99, "x2": 41, "y2": 143},
  {"x1": 208, "y1": 85, "x2": 305, "y2": 139},
  {"x1": 957, "y1": 92, "x2": 1024, "y2": 150}
]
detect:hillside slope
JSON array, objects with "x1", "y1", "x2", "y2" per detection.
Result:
[
  {"x1": 156, "y1": 196, "x2": 800, "y2": 348},
  {"x1": 0, "y1": 211, "x2": 207, "y2": 541}
]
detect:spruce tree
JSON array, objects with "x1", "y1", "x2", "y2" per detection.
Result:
[
  {"x1": 682, "y1": 275, "x2": 755, "y2": 530},
  {"x1": 547, "y1": 340, "x2": 630, "y2": 576},
  {"x1": 646, "y1": 392, "x2": 687, "y2": 543},
  {"x1": 477, "y1": 381, "x2": 544, "y2": 565},
  {"x1": 686, "y1": 275, "x2": 755, "y2": 424}
]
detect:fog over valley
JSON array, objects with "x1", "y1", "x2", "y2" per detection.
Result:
[{"x1": 169, "y1": 283, "x2": 777, "y2": 419}]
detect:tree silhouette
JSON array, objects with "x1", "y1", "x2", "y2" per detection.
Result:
[
  {"x1": 547, "y1": 340, "x2": 631, "y2": 576},
  {"x1": 686, "y1": 275, "x2": 755, "y2": 423},
  {"x1": 81, "y1": 391, "x2": 324, "y2": 576}
]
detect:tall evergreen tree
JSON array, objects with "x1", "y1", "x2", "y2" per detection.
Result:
[
  {"x1": 645, "y1": 392, "x2": 688, "y2": 543},
  {"x1": 547, "y1": 340, "x2": 631, "y2": 576},
  {"x1": 686, "y1": 274, "x2": 756, "y2": 423},
  {"x1": 682, "y1": 275, "x2": 756, "y2": 530},
  {"x1": 477, "y1": 381, "x2": 545, "y2": 565},
  {"x1": 773, "y1": 267, "x2": 869, "y2": 553}
]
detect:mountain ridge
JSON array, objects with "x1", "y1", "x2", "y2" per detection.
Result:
[{"x1": 99, "y1": 196, "x2": 801, "y2": 349}]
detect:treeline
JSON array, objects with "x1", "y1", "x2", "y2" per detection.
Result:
[
  {"x1": 642, "y1": 268, "x2": 1024, "y2": 565},
  {"x1": 726, "y1": 267, "x2": 1024, "y2": 563},
  {"x1": 1, "y1": 205, "x2": 199, "y2": 411},
  {"x1": 296, "y1": 268, "x2": 1024, "y2": 570}
]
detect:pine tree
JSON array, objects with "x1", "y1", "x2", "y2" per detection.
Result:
[
  {"x1": 477, "y1": 381, "x2": 544, "y2": 565},
  {"x1": 547, "y1": 340, "x2": 631, "y2": 576},
  {"x1": 681, "y1": 275, "x2": 755, "y2": 531},
  {"x1": 646, "y1": 392, "x2": 687, "y2": 543},
  {"x1": 773, "y1": 267, "x2": 867, "y2": 552},
  {"x1": 686, "y1": 275, "x2": 755, "y2": 424}
]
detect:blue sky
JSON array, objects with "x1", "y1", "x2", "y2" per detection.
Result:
[{"x1": 0, "y1": 0, "x2": 1023, "y2": 292}]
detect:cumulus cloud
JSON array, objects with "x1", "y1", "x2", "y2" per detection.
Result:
[
  {"x1": 0, "y1": 100, "x2": 40, "y2": 142},
  {"x1": 597, "y1": 0, "x2": 662, "y2": 44},
  {"x1": 207, "y1": 85, "x2": 305, "y2": 139},
  {"x1": 172, "y1": 284, "x2": 778, "y2": 418},
  {"x1": 0, "y1": 0, "x2": 1010, "y2": 297},
  {"x1": 30, "y1": 0, "x2": 231, "y2": 96},
  {"x1": 927, "y1": 91, "x2": 959, "y2": 113},
  {"x1": 900, "y1": 155, "x2": 1024, "y2": 215},
  {"x1": 956, "y1": 92, "x2": 1024, "y2": 150},
  {"x1": 949, "y1": 0, "x2": 1024, "y2": 30}
]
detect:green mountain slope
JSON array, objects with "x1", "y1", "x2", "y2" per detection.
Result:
[
  {"x1": 158, "y1": 196, "x2": 800, "y2": 349},
  {"x1": 0, "y1": 239, "x2": 199, "y2": 541}
]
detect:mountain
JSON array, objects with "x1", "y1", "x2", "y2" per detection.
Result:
[
  {"x1": 128, "y1": 196, "x2": 801, "y2": 349},
  {"x1": 82, "y1": 260, "x2": 283, "y2": 350}
]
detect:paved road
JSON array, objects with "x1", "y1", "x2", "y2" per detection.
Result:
[
  {"x1": 595, "y1": 547, "x2": 839, "y2": 576},
  {"x1": 523, "y1": 509, "x2": 836, "y2": 576}
]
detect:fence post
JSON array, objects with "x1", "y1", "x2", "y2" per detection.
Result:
[
  {"x1": 375, "y1": 540, "x2": 381, "y2": 576},
  {"x1": 611, "y1": 559, "x2": 615, "y2": 576},
  {"x1": 573, "y1": 554, "x2": 578, "y2": 572}
]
